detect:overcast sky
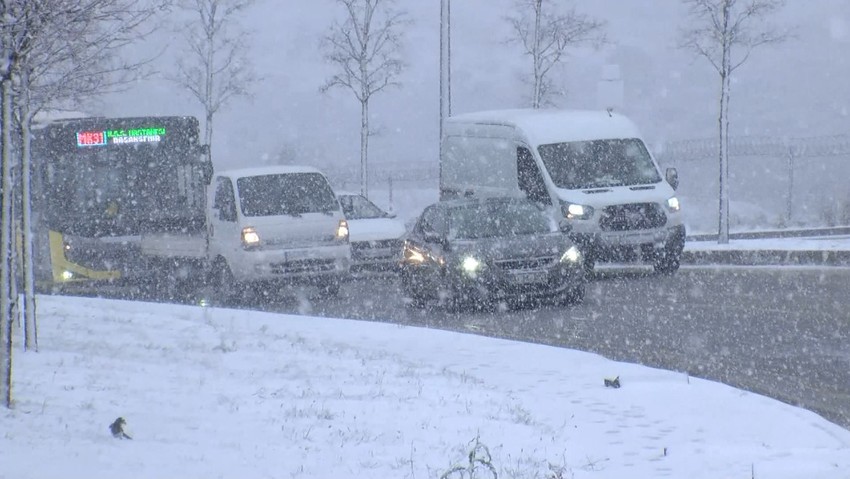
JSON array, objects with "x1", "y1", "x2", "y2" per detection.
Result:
[{"x1": 100, "y1": 0, "x2": 850, "y2": 172}]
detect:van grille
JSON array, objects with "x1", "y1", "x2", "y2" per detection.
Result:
[
  {"x1": 270, "y1": 258, "x2": 337, "y2": 275},
  {"x1": 599, "y1": 203, "x2": 667, "y2": 231}
]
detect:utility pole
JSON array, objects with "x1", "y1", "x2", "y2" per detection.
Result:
[{"x1": 439, "y1": 0, "x2": 451, "y2": 174}]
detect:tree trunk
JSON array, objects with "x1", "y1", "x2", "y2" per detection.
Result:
[
  {"x1": 532, "y1": 0, "x2": 542, "y2": 109},
  {"x1": 1, "y1": 80, "x2": 14, "y2": 408},
  {"x1": 19, "y1": 76, "x2": 37, "y2": 351},
  {"x1": 360, "y1": 98, "x2": 369, "y2": 199},
  {"x1": 717, "y1": 0, "x2": 732, "y2": 245},
  {"x1": 205, "y1": 28, "x2": 215, "y2": 162}
]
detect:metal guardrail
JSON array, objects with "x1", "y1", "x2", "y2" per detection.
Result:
[{"x1": 686, "y1": 226, "x2": 850, "y2": 242}]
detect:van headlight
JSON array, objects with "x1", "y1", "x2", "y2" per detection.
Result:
[
  {"x1": 560, "y1": 245, "x2": 581, "y2": 263},
  {"x1": 241, "y1": 226, "x2": 260, "y2": 248},
  {"x1": 666, "y1": 196, "x2": 681, "y2": 212},
  {"x1": 560, "y1": 201, "x2": 594, "y2": 220}
]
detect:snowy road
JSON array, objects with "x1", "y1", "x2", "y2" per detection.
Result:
[{"x1": 249, "y1": 266, "x2": 850, "y2": 430}]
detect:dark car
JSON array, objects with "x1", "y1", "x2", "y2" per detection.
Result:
[{"x1": 400, "y1": 196, "x2": 585, "y2": 308}]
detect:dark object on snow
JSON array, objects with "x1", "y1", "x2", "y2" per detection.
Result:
[
  {"x1": 604, "y1": 376, "x2": 621, "y2": 388},
  {"x1": 109, "y1": 417, "x2": 132, "y2": 439}
]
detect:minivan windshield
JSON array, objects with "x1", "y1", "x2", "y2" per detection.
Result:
[
  {"x1": 448, "y1": 199, "x2": 555, "y2": 240},
  {"x1": 237, "y1": 172, "x2": 339, "y2": 217},
  {"x1": 538, "y1": 138, "x2": 662, "y2": 189}
]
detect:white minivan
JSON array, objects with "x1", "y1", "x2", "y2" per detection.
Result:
[
  {"x1": 440, "y1": 109, "x2": 685, "y2": 273},
  {"x1": 207, "y1": 165, "x2": 351, "y2": 298}
]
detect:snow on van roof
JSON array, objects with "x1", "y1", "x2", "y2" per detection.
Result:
[
  {"x1": 446, "y1": 108, "x2": 644, "y2": 145},
  {"x1": 216, "y1": 164, "x2": 327, "y2": 179}
]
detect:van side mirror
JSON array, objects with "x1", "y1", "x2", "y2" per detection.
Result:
[{"x1": 665, "y1": 167, "x2": 679, "y2": 191}]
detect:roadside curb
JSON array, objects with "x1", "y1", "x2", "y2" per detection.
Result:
[{"x1": 682, "y1": 248, "x2": 850, "y2": 266}]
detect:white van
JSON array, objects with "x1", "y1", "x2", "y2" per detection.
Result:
[
  {"x1": 207, "y1": 165, "x2": 351, "y2": 298},
  {"x1": 440, "y1": 109, "x2": 685, "y2": 273}
]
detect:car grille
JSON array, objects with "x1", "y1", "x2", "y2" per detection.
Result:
[
  {"x1": 599, "y1": 203, "x2": 667, "y2": 231},
  {"x1": 494, "y1": 255, "x2": 557, "y2": 271},
  {"x1": 270, "y1": 258, "x2": 337, "y2": 275}
]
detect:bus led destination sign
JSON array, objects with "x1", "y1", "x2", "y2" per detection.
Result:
[{"x1": 76, "y1": 127, "x2": 167, "y2": 147}]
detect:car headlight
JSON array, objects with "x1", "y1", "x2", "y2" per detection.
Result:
[
  {"x1": 403, "y1": 241, "x2": 427, "y2": 264},
  {"x1": 461, "y1": 256, "x2": 483, "y2": 274},
  {"x1": 666, "y1": 196, "x2": 681, "y2": 212},
  {"x1": 560, "y1": 245, "x2": 581, "y2": 263},
  {"x1": 403, "y1": 241, "x2": 444, "y2": 266},
  {"x1": 241, "y1": 226, "x2": 260, "y2": 248},
  {"x1": 561, "y1": 201, "x2": 594, "y2": 220}
]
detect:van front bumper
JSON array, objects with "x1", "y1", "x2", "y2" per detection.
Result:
[
  {"x1": 572, "y1": 224, "x2": 686, "y2": 264},
  {"x1": 230, "y1": 244, "x2": 351, "y2": 284}
]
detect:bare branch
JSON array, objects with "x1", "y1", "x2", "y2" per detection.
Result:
[
  {"x1": 505, "y1": 0, "x2": 606, "y2": 108},
  {"x1": 169, "y1": 0, "x2": 258, "y2": 149}
]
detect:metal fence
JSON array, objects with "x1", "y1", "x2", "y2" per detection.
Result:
[{"x1": 655, "y1": 135, "x2": 850, "y2": 231}]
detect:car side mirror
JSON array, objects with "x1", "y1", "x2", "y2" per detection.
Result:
[{"x1": 665, "y1": 167, "x2": 679, "y2": 191}]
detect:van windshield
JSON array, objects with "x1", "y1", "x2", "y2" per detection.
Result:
[
  {"x1": 537, "y1": 138, "x2": 662, "y2": 189},
  {"x1": 237, "y1": 172, "x2": 339, "y2": 217}
]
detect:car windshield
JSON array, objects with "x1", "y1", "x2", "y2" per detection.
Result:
[
  {"x1": 538, "y1": 138, "x2": 662, "y2": 189},
  {"x1": 237, "y1": 172, "x2": 338, "y2": 217},
  {"x1": 339, "y1": 194, "x2": 386, "y2": 219},
  {"x1": 447, "y1": 199, "x2": 554, "y2": 240}
]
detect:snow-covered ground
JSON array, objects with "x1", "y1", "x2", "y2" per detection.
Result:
[{"x1": 2, "y1": 293, "x2": 849, "y2": 478}]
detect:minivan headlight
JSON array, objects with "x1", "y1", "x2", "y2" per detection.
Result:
[{"x1": 666, "y1": 196, "x2": 681, "y2": 212}]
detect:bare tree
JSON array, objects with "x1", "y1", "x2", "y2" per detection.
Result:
[
  {"x1": 1, "y1": 80, "x2": 12, "y2": 409},
  {"x1": 680, "y1": 0, "x2": 789, "y2": 243},
  {"x1": 321, "y1": 0, "x2": 408, "y2": 199},
  {"x1": 172, "y1": 0, "x2": 258, "y2": 158},
  {"x1": 506, "y1": 0, "x2": 606, "y2": 109},
  {"x1": 1, "y1": 0, "x2": 170, "y2": 406}
]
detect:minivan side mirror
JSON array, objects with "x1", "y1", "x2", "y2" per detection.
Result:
[{"x1": 665, "y1": 167, "x2": 679, "y2": 191}]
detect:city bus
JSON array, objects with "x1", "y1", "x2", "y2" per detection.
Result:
[{"x1": 30, "y1": 116, "x2": 212, "y2": 292}]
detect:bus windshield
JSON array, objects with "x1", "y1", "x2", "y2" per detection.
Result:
[
  {"x1": 537, "y1": 138, "x2": 662, "y2": 190},
  {"x1": 33, "y1": 116, "x2": 208, "y2": 237}
]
